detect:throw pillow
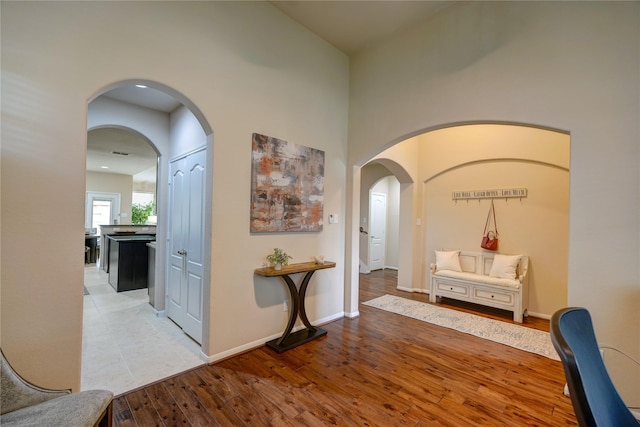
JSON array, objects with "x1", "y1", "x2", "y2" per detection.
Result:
[
  {"x1": 435, "y1": 250, "x2": 462, "y2": 272},
  {"x1": 489, "y1": 254, "x2": 522, "y2": 280}
]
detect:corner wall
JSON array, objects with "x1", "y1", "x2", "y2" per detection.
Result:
[
  {"x1": 1, "y1": 1, "x2": 348, "y2": 391},
  {"x1": 347, "y1": 1, "x2": 640, "y2": 401}
]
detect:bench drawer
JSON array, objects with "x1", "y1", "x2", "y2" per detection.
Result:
[
  {"x1": 436, "y1": 281, "x2": 469, "y2": 296},
  {"x1": 474, "y1": 288, "x2": 513, "y2": 305}
]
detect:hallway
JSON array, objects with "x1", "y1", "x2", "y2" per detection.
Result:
[{"x1": 82, "y1": 265, "x2": 204, "y2": 396}]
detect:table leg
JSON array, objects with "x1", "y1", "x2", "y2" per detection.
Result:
[
  {"x1": 275, "y1": 274, "x2": 300, "y2": 346},
  {"x1": 298, "y1": 270, "x2": 317, "y2": 331}
]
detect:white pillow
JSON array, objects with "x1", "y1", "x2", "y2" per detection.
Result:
[
  {"x1": 489, "y1": 254, "x2": 522, "y2": 280},
  {"x1": 435, "y1": 250, "x2": 462, "y2": 272}
]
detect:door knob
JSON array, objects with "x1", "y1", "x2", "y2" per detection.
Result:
[{"x1": 177, "y1": 249, "x2": 187, "y2": 256}]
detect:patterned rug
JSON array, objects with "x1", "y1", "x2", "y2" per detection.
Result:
[{"x1": 363, "y1": 294, "x2": 559, "y2": 360}]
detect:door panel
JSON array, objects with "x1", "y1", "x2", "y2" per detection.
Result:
[
  {"x1": 370, "y1": 192, "x2": 386, "y2": 271},
  {"x1": 168, "y1": 149, "x2": 205, "y2": 344},
  {"x1": 186, "y1": 273, "x2": 203, "y2": 321},
  {"x1": 182, "y1": 151, "x2": 205, "y2": 342},
  {"x1": 168, "y1": 162, "x2": 187, "y2": 326}
]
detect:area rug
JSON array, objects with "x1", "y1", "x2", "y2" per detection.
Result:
[{"x1": 363, "y1": 294, "x2": 559, "y2": 361}]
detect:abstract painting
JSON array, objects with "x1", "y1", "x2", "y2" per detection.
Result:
[{"x1": 250, "y1": 133, "x2": 324, "y2": 232}]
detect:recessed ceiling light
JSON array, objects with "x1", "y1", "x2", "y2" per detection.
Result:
[
  {"x1": 135, "y1": 84, "x2": 147, "y2": 88},
  {"x1": 101, "y1": 166, "x2": 109, "y2": 169}
]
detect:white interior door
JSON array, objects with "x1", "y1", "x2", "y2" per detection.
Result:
[
  {"x1": 168, "y1": 149, "x2": 206, "y2": 344},
  {"x1": 369, "y1": 192, "x2": 387, "y2": 271}
]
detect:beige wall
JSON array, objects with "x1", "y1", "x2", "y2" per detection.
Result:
[
  {"x1": 363, "y1": 124, "x2": 569, "y2": 318},
  {"x1": 86, "y1": 171, "x2": 133, "y2": 225},
  {"x1": 425, "y1": 163, "x2": 569, "y2": 316},
  {"x1": 420, "y1": 125, "x2": 569, "y2": 318},
  {"x1": 1, "y1": 1, "x2": 348, "y2": 391},
  {"x1": 347, "y1": 1, "x2": 640, "y2": 401}
]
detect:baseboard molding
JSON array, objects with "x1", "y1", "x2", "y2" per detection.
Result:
[
  {"x1": 384, "y1": 266, "x2": 398, "y2": 271},
  {"x1": 396, "y1": 286, "x2": 428, "y2": 294},
  {"x1": 527, "y1": 311, "x2": 551, "y2": 320},
  {"x1": 200, "y1": 312, "x2": 346, "y2": 363},
  {"x1": 359, "y1": 260, "x2": 370, "y2": 274},
  {"x1": 344, "y1": 310, "x2": 360, "y2": 318},
  {"x1": 153, "y1": 309, "x2": 166, "y2": 317}
]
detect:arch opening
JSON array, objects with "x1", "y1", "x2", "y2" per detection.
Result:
[
  {"x1": 351, "y1": 122, "x2": 570, "y2": 323},
  {"x1": 83, "y1": 80, "x2": 213, "y2": 395}
]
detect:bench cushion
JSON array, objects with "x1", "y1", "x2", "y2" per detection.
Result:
[
  {"x1": 434, "y1": 270, "x2": 520, "y2": 289},
  {"x1": 435, "y1": 250, "x2": 462, "y2": 272},
  {"x1": 489, "y1": 254, "x2": 522, "y2": 280}
]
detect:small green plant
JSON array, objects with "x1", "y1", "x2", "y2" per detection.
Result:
[
  {"x1": 266, "y1": 248, "x2": 292, "y2": 267},
  {"x1": 131, "y1": 201, "x2": 155, "y2": 225}
]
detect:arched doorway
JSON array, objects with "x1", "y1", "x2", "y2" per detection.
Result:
[
  {"x1": 83, "y1": 81, "x2": 213, "y2": 395},
  {"x1": 352, "y1": 123, "x2": 570, "y2": 321}
]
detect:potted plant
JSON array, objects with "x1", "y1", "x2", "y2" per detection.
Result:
[
  {"x1": 266, "y1": 248, "x2": 292, "y2": 270},
  {"x1": 131, "y1": 201, "x2": 155, "y2": 225}
]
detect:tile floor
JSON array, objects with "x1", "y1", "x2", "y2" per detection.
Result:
[{"x1": 82, "y1": 265, "x2": 204, "y2": 396}]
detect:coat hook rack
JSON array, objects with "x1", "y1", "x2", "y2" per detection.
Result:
[{"x1": 452, "y1": 188, "x2": 528, "y2": 202}]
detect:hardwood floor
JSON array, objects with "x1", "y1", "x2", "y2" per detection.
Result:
[{"x1": 113, "y1": 269, "x2": 577, "y2": 426}]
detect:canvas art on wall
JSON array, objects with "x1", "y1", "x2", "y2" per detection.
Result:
[{"x1": 250, "y1": 133, "x2": 324, "y2": 232}]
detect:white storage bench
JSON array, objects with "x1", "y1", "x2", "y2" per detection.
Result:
[{"x1": 429, "y1": 250, "x2": 529, "y2": 323}]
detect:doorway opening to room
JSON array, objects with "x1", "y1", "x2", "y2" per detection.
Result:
[
  {"x1": 83, "y1": 82, "x2": 213, "y2": 395},
  {"x1": 85, "y1": 192, "x2": 120, "y2": 237},
  {"x1": 356, "y1": 123, "x2": 570, "y2": 324}
]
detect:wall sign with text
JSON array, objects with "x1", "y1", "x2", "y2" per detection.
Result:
[{"x1": 452, "y1": 188, "x2": 528, "y2": 201}]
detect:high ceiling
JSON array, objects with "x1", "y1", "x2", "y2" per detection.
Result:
[
  {"x1": 87, "y1": 1, "x2": 453, "y2": 180},
  {"x1": 270, "y1": 1, "x2": 452, "y2": 55}
]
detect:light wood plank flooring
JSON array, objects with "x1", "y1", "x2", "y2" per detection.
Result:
[{"x1": 112, "y1": 269, "x2": 577, "y2": 426}]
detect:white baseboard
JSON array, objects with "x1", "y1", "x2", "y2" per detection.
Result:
[
  {"x1": 359, "y1": 260, "x2": 370, "y2": 274},
  {"x1": 527, "y1": 311, "x2": 551, "y2": 320},
  {"x1": 200, "y1": 312, "x2": 346, "y2": 363},
  {"x1": 396, "y1": 286, "x2": 428, "y2": 294}
]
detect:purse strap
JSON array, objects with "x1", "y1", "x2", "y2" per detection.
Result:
[{"x1": 483, "y1": 200, "x2": 499, "y2": 235}]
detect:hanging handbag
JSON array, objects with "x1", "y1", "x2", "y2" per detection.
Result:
[{"x1": 481, "y1": 200, "x2": 499, "y2": 251}]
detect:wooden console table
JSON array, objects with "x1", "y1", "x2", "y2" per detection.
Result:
[{"x1": 255, "y1": 261, "x2": 336, "y2": 353}]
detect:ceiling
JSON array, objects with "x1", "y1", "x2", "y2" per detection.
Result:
[
  {"x1": 87, "y1": 88, "x2": 179, "y2": 181},
  {"x1": 270, "y1": 1, "x2": 452, "y2": 55},
  {"x1": 87, "y1": 1, "x2": 452, "y2": 180}
]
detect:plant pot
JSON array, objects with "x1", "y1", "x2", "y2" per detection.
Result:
[{"x1": 274, "y1": 263, "x2": 282, "y2": 271}]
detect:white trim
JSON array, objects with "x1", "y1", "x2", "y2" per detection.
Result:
[
  {"x1": 169, "y1": 145, "x2": 207, "y2": 164},
  {"x1": 527, "y1": 311, "x2": 551, "y2": 320},
  {"x1": 359, "y1": 259, "x2": 370, "y2": 274},
  {"x1": 396, "y1": 286, "x2": 428, "y2": 294},
  {"x1": 199, "y1": 312, "x2": 346, "y2": 363},
  {"x1": 85, "y1": 191, "x2": 121, "y2": 229}
]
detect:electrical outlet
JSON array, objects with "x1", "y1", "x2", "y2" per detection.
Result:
[{"x1": 283, "y1": 299, "x2": 288, "y2": 312}]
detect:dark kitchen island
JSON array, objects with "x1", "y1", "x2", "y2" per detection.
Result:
[{"x1": 107, "y1": 234, "x2": 156, "y2": 292}]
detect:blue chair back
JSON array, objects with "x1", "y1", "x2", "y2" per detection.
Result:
[{"x1": 550, "y1": 307, "x2": 638, "y2": 427}]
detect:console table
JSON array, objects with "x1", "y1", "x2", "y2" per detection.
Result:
[{"x1": 255, "y1": 261, "x2": 336, "y2": 353}]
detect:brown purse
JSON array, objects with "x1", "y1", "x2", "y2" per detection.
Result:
[{"x1": 481, "y1": 200, "x2": 499, "y2": 251}]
